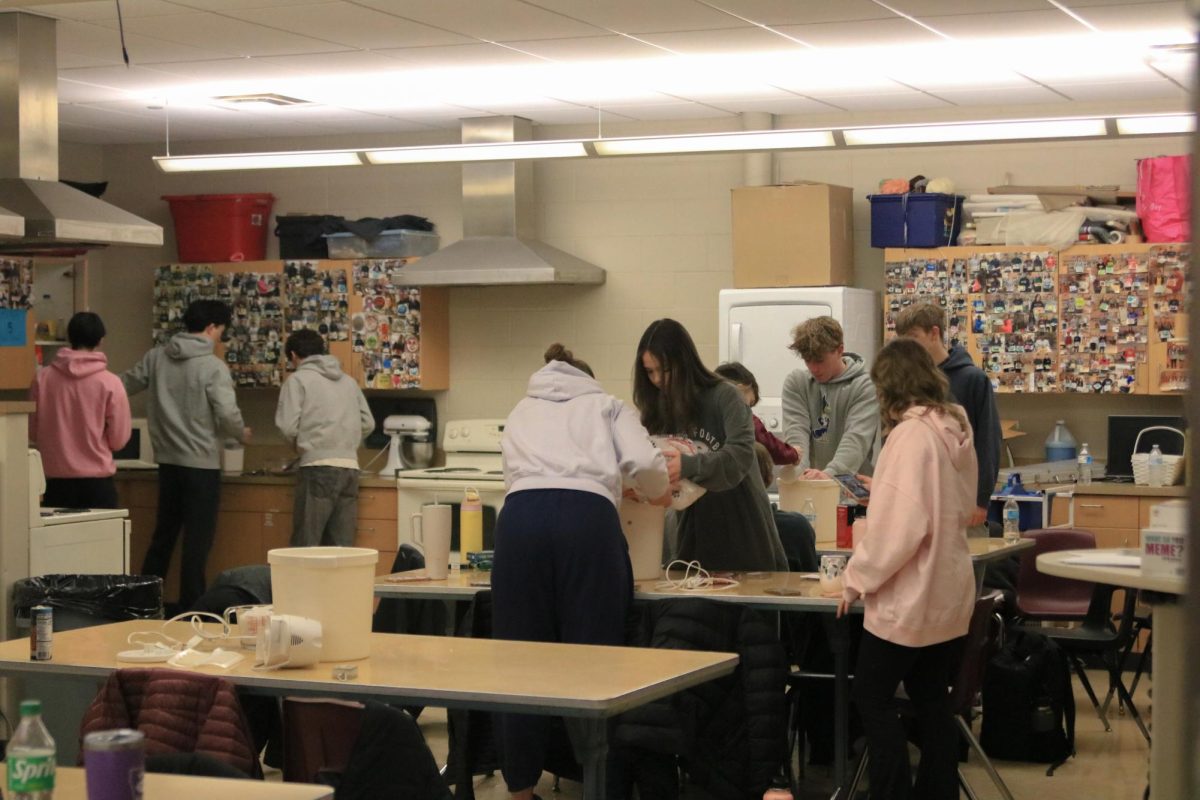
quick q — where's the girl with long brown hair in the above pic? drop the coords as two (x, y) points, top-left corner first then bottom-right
(837, 337), (977, 800)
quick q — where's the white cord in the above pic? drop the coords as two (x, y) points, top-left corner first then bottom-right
(126, 611), (234, 650)
(653, 560), (740, 592)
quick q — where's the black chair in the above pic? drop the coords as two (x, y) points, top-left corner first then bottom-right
(1029, 585), (1150, 742)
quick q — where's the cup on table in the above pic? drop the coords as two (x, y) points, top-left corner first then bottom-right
(818, 554), (848, 596)
(411, 503), (452, 579)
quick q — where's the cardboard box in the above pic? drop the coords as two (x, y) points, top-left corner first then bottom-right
(732, 184), (853, 288)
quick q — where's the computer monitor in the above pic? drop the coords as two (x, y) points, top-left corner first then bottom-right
(1105, 415), (1187, 479)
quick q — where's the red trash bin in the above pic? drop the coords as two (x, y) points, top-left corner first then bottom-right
(163, 193), (275, 262)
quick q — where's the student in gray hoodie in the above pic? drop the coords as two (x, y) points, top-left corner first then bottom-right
(122, 299), (249, 611)
(782, 316), (879, 480)
(275, 329), (374, 547)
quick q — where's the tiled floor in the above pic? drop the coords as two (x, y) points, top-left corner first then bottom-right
(416, 669), (1153, 799)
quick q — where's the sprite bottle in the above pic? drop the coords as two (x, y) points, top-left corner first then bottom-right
(7, 699), (56, 799)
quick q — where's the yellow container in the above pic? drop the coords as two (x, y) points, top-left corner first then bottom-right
(460, 487), (484, 556)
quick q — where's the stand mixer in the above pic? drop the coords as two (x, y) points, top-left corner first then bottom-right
(380, 414), (434, 474)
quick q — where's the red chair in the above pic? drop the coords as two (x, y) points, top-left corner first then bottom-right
(1014, 529), (1096, 620)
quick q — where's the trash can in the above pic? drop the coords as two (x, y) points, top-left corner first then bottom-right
(12, 575), (163, 764)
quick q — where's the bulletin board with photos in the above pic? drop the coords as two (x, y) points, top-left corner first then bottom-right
(1147, 244), (1190, 394)
(0, 258), (33, 309)
(350, 258), (426, 390)
(282, 260), (351, 371)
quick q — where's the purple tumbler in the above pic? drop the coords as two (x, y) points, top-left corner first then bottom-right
(83, 729), (144, 800)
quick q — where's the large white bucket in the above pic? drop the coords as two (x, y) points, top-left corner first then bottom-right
(620, 499), (666, 581)
(268, 547), (379, 661)
(778, 479), (840, 546)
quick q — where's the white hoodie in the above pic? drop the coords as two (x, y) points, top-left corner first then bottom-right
(503, 360), (668, 507)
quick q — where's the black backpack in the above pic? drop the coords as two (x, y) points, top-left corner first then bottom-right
(980, 626), (1076, 773)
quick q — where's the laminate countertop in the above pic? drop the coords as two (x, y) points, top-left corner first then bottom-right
(115, 469), (398, 489)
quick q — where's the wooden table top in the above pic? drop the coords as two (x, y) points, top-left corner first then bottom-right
(0, 765), (332, 800)
(0, 621), (737, 719)
(1038, 549), (1186, 595)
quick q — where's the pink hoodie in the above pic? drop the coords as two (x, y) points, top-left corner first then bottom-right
(843, 405), (977, 648)
(29, 349), (132, 479)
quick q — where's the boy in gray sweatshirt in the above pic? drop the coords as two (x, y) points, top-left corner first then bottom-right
(275, 330), (374, 547)
(122, 299), (249, 611)
(781, 316), (879, 479)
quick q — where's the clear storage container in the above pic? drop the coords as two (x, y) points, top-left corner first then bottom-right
(323, 229), (440, 259)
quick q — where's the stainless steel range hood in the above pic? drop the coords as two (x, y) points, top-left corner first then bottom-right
(397, 117), (604, 286)
(0, 13), (162, 251)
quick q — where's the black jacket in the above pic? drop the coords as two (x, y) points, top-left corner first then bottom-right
(941, 346), (1002, 509)
(612, 598), (787, 800)
(335, 702), (451, 800)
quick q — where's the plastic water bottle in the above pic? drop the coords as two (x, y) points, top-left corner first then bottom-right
(1148, 444), (1164, 487)
(1002, 498), (1021, 544)
(801, 498), (817, 526)
(1077, 443), (1093, 485)
(7, 699), (56, 799)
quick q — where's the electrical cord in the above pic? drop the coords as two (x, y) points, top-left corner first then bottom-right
(654, 560), (740, 592)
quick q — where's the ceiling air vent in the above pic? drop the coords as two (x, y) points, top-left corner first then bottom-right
(214, 93), (312, 106)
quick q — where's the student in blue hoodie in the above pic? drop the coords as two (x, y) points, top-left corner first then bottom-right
(493, 343), (670, 800)
(122, 299), (249, 611)
(275, 329), (374, 547)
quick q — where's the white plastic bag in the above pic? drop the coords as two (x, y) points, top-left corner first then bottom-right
(653, 436), (708, 511)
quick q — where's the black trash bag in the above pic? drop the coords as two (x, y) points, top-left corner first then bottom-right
(61, 179), (109, 198)
(12, 574), (164, 623)
(340, 215), (435, 239)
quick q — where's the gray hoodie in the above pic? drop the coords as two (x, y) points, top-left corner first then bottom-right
(275, 355), (373, 466)
(503, 360), (667, 507)
(781, 353), (879, 477)
(121, 333), (245, 470)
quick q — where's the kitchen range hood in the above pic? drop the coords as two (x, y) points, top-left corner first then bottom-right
(397, 117), (604, 286)
(0, 13), (162, 251)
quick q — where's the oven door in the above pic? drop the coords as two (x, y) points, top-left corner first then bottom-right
(395, 479), (505, 564)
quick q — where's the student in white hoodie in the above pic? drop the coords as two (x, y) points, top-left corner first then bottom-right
(493, 343), (670, 800)
(275, 329), (374, 547)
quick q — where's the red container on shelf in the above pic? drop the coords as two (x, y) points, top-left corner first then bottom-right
(163, 193), (275, 263)
(836, 504), (853, 548)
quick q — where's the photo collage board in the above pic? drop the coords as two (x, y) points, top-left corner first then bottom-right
(1148, 244), (1189, 392)
(154, 263), (354, 387)
(1058, 248), (1150, 394)
(0, 258), (32, 309)
(884, 249), (1058, 393)
(351, 258), (424, 390)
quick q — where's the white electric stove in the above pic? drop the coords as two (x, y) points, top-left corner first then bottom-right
(395, 419), (506, 559)
(28, 450), (130, 575)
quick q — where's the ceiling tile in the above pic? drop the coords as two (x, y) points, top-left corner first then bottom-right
(165, 0), (344, 10)
(353, 0), (604, 41)
(774, 18), (944, 48)
(636, 26), (806, 54)
(711, 95), (844, 114)
(702, 0), (898, 26)
(929, 85), (1068, 106)
(20, 0), (189, 20)
(919, 10), (1091, 38)
(56, 18), (229, 65)
(258, 51), (409, 75)
(883, 0), (1052, 13)
(1051, 78), (1187, 102)
(119, 12), (355, 57)
(518, 0), (744, 34)
(57, 65), (195, 96)
(374, 43), (546, 68)
(804, 91), (952, 111)
(500, 35), (669, 61)
(596, 101), (737, 121)
(227, 2), (476, 49)
(1065, 2), (1192, 32)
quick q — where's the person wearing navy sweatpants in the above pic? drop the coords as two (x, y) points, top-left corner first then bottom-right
(491, 489), (633, 790)
(492, 346), (670, 799)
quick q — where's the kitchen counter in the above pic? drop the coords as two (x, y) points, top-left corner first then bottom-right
(116, 468), (398, 489)
(0, 401), (34, 415)
(1065, 482), (1187, 498)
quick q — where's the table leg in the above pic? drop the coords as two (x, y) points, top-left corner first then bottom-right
(821, 615), (851, 792)
(973, 562), (986, 596)
(566, 718), (608, 800)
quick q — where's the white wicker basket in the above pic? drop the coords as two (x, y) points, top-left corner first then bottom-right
(1130, 426), (1186, 486)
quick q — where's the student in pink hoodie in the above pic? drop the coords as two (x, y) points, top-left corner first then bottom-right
(29, 312), (131, 509)
(837, 337), (976, 800)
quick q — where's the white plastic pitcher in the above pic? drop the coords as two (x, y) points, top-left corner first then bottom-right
(778, 479), (840, 545)
(620, 499), (666, 581)
(268, 547), (378, 661)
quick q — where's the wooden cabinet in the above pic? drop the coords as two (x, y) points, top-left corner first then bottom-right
(117, 477), (397, 603)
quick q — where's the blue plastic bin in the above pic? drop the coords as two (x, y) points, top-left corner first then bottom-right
(868, 193), (964, 248)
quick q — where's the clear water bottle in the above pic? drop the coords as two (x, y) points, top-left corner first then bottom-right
(801, 498), (817, 526)
(1002, 497), (1021, 544)
(1148, 444), (1164, 487)
(1076, 443), (1093, 485)
(7, 699), (56, 799)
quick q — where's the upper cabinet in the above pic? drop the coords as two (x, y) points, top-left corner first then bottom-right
(884, 243), (1190, 395)
(0, 257), (34, 390)
(152, 258), (448, 391)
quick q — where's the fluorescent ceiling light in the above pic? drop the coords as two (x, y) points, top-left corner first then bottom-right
(1116, 114), (1196, 135)
(154, 150), (362, 172)
(592, 129), (834, 156)
(364, 140), (587, 164)
(844, 118), (1107, 146)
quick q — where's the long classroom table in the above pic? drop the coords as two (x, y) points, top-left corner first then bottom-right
(1, 764), (333, 800)
(0, 621), (737, 800)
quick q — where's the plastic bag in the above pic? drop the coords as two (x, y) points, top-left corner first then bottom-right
(12, 574), (164, 623)
(646, 436), (708, 511)
(1137, 155), (1191, 242)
